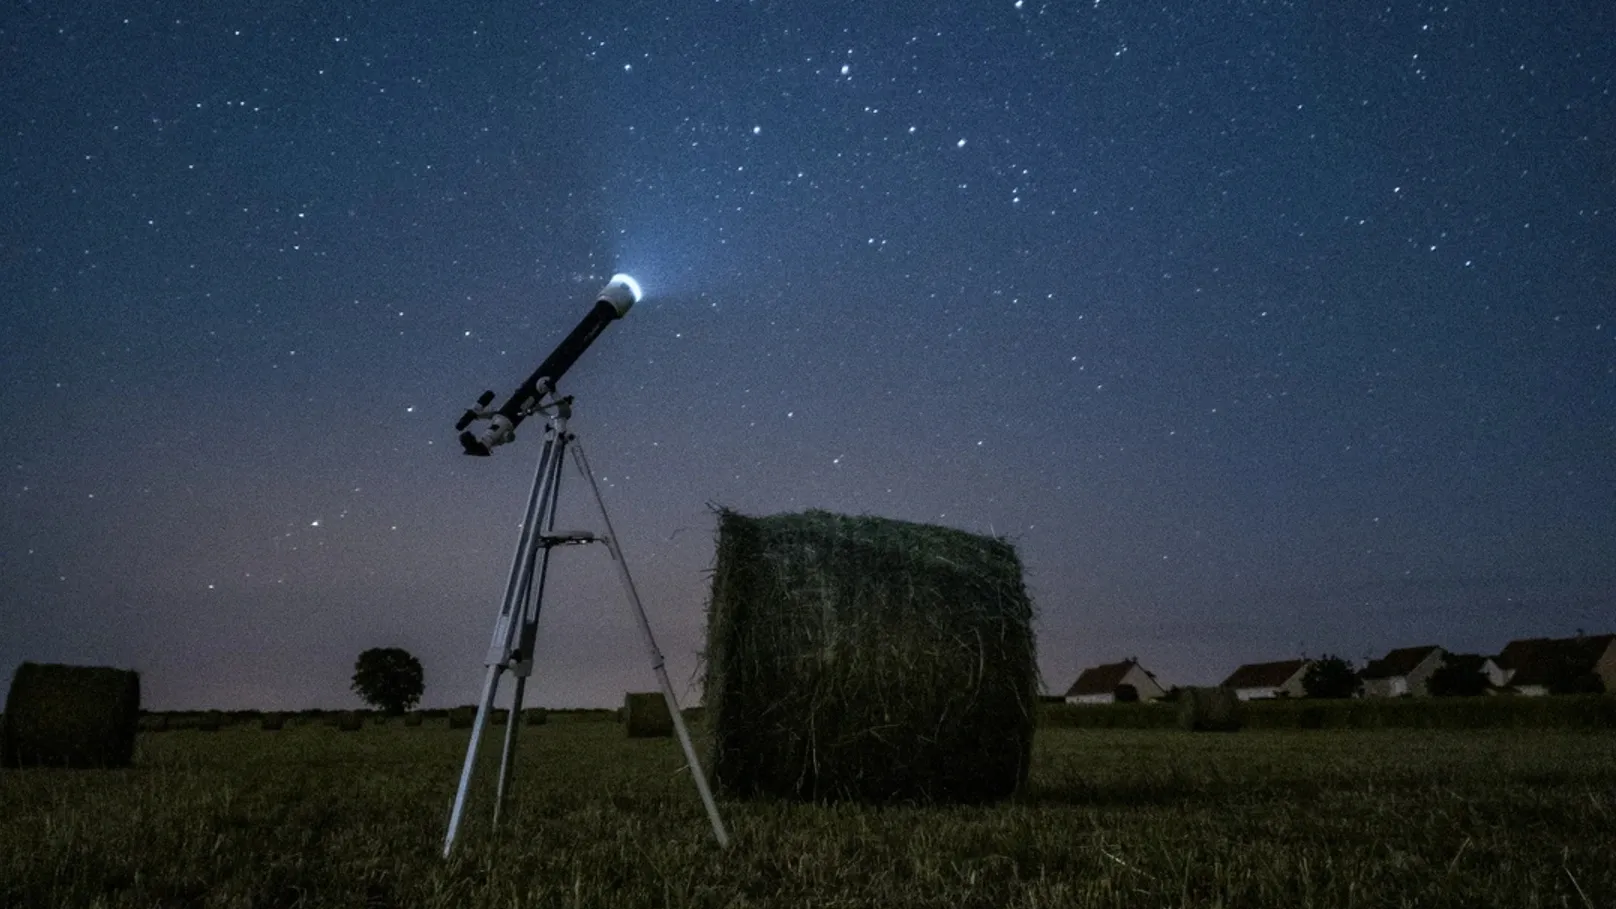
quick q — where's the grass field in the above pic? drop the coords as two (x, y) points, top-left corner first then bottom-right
(3, 716), (1613, 908)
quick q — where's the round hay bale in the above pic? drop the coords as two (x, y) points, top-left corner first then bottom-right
(447, 707), (475, 730)
(260, 713), (286, 731)
(336, 711), (363, 732)
(704, 509), (1038, 803)
(1177, 687), (1243, 732)
(623, 692), (673, 738)
(524, 708), (548, 727)
(196, 711), (223, 732)
(403, 711), (425, 727)
(2, 662), (141, 768)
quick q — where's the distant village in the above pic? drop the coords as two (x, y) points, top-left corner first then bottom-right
(1061, 632), (1616, 704)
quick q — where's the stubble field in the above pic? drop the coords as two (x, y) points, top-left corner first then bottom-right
(3, 716), (1612, 908)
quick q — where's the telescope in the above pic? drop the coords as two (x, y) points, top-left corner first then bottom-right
(456, 274), (641, 455)
(441, 269), (729, 855)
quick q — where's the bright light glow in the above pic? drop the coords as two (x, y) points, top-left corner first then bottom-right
(611, 273), (643, 303)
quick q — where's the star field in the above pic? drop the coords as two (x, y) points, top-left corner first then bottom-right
(2, 2), (1612, 708)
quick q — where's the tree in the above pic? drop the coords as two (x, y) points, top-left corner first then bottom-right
(1302, 655), (1359, 699)
(1428, 654), (1491, 697)
(1544, 656), (1605, 695)
(351, 648), (424, 715)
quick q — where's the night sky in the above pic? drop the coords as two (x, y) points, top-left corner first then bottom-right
(4, 2), (1612, 710)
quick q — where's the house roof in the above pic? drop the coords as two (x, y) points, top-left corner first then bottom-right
(1440, 653), (1493, 671)
(1360, 645), (1443, 680)
(1497, 634), (1615, 687)
(1221, 659), (1309, 690)
(1065, 659), (1153, 697)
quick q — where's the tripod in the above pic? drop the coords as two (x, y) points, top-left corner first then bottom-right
(442, 395), (729, 856)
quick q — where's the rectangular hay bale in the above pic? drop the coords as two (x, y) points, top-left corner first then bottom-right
(623, 692), (674, 738)
(2, 662), (141, 768)
(1178, 686), (1243, 732)
(704, 508), (1038, 803)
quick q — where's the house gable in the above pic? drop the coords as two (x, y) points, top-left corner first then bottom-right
(1594, 638), (1616, 691)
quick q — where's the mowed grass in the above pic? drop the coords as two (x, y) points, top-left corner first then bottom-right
(3, 718), (1613, 908)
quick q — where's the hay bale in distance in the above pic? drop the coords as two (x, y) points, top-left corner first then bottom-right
(336, 711), (363, 732)
(196, 711), (223, 732)
(2, 662), (141, 769)
(260, 713), (286, 731)
(623, 692), (673, 738)
(704, 508), (1038, 803)
(447, 707), (475, 730)
(403, 711), (425, 727)
(524, 708), (548, 726)
(1178, 687), (1243, 732)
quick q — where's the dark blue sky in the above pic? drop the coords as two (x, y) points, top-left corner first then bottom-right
(4, 1), (1612, 709)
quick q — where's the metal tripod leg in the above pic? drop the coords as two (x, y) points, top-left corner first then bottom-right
(443, 662), (502, 854)
(443, 423), (565, 857)
(494, 536), (554, 827)
(493, 674), (527, 827)
(570, 439), (731, 848)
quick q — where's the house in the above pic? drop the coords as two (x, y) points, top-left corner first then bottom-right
(1495, 634), (1616, 695)
(1220, 659), (1311, 700)
(1064, 659), (1167, 704)
(1360, 645), (1445, 698)
(1476, 655), (1511, 688)
(1428, 652), (1509, 695)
